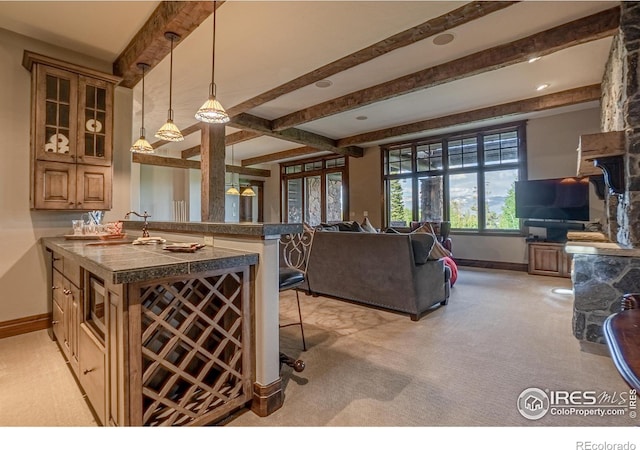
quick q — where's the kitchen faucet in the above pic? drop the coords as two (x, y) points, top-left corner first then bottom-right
(124, 210), (151, 237)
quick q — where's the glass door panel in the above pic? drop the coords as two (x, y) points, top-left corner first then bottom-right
(326, 172), (343, 223)
(287, 179), (303, 223)
(305, 176), (321, 226)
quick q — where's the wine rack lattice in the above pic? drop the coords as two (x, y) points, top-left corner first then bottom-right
(137, 271), (250, 426)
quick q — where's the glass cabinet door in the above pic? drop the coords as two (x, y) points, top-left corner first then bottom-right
(34, 65), (78, 163)
(77, 76), (113, 166)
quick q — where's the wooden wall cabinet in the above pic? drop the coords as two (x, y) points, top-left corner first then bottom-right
(24, 51), (120, 210)
(528, 242), (572, 278)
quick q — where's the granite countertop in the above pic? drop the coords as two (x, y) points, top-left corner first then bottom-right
(565, 241), (640, 257)
(42, 237), (259, 284)
(122, 220), (302, 239)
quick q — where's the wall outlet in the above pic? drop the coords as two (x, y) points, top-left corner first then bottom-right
(363, 211), (368, 217)
(350, 211), (355, 217)
(204, 235), (214, 246)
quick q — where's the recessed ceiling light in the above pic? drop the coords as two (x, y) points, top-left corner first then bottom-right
(356, 115), (368, 121)
(536, 83), (550, 91)
(433, 33), (455, 46)
(528, 56), (541, 63)
(315, 80), (332, 88)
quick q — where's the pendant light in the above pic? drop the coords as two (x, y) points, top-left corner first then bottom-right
(241, 185), (256, 197)
(226, 145), (240, 196)
(155, 32), (184, 141)
(195, 1), (229, 123)
(130, 63), (154, 153)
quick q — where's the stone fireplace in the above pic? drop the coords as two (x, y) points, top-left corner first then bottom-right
(570, 3), (640, 344)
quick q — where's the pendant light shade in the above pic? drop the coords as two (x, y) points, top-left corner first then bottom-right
(226, 185), (240, 196)
(241, 186), (256, 197)
(130, 63), (154, 153)
(226, 145), (240, 196)
(156, 32), (184, 142)
(195, 2), (229, 123)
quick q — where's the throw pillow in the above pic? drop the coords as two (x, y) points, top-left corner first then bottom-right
(442, 256), (458, 286)
(336, 221), (355, 232)
(409, 233), (435, 265)
(384, 227), (400, 234)
(360, 217), (377, 233)
(350, 221), (365, 232)
(411, 222), (452, 259)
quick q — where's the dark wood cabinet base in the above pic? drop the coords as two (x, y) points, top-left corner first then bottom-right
(251, 379), (284, 417)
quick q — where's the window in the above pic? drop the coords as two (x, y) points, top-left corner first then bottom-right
(281, 155), (348, 226)
(382, 122), (526, 232)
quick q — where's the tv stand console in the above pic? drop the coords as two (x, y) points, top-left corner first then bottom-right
(523, 220), (585, 243)
(527, 241), (572, 278)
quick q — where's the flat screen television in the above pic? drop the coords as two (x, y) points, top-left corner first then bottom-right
(515, 177), (590, 221)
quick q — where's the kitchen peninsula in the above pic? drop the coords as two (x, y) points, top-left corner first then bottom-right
(121, 220), (302, 417)
(42, 219), (299, 426)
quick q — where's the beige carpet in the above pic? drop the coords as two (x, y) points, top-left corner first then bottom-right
(0, 268), (635, 427)
(0, 330), (97, 426)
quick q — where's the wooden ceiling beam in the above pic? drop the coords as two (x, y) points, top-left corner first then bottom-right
(132, 153), (271, 177)
(114, 1), (220, 88)
(181, 130), (262, 159)
(133, 152), (200, 169)
(226, 165), (271, 178)
(181, 145), (201, 160)
(230, 113), (364, 158)
(271, 7), (620, 132)
(241, 146), (323, 167)
(224, 1), (518, 118)
(337, 84), (602, 147)
(226, 130), (262, 145)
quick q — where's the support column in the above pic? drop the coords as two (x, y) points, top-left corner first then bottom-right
(214, 236), (283, 416)
(201, 123), (226, 222)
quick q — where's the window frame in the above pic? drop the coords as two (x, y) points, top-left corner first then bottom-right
(381, 121), (527, 235)
(280, 154), (349, 224)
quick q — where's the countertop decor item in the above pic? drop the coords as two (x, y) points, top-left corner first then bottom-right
(163, 242), (205, 253)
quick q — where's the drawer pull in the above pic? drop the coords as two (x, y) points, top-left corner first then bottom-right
(83, 368), (95, 375)
(52, 257), (61, 262)
(63, 289), (71, 295)
(51, 320), (59, 325)
(52, 286), (60, 290)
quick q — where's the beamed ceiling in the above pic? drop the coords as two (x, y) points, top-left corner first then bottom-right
(0, 1), (620, 170)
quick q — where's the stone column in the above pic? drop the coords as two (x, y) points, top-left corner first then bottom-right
(600, 2), (640, 247)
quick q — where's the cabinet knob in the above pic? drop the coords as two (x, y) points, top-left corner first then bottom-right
(52, 257), (61, 261)
(52, 286), (59, 290)
(69, 202), (74, 205)
(83, 368), (95, 375)
(51, 320), (59, 325)
(63, 288), (71, 295)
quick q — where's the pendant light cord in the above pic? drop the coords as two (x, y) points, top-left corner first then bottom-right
(169, 35), (174, 119)
(141, 64), (146, 134)
(209, 1), (217, 97)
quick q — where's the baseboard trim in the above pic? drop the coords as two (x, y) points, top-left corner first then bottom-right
(251, 379), (284, 417)
(455, 258), (528, 272)
(0, 313), (52, 339)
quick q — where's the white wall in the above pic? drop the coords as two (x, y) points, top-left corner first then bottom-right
(0, 28), (132, 322)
